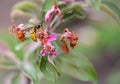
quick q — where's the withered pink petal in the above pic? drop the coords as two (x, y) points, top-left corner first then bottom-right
(18, 24), (25, 30)
(51, 6), (55, 12)
(45, 10), (52, 22)
(56, 8), (62, 19)
(50, 50), (56, 56)
(45, 4), (62, 22)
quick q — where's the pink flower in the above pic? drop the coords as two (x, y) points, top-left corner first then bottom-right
(38, 31), (57, 57)
(45, 10), (53, 22)
(48, 33), (57, 42)
(40, 45), (56, 57)
(50, 50), (56, 56)
(40, 49), (46, 56)
(45, 2), (62, 22)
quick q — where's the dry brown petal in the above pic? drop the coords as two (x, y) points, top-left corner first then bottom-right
(70, 39), (77, 48)
(16, 31), (25, 42)
(62, 42), (69, 53)
(70, 33), (78, 48)
(60, 35), (65, 42)
(43, 32), (48, 39)
(40, 39), (45, 45)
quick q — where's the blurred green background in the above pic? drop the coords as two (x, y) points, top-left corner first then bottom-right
(0, 0), (120, 84)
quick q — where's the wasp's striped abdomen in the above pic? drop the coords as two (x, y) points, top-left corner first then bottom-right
(30, 29), (37, 42)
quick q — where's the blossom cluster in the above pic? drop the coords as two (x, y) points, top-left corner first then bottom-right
(9, 21), (26, 42)
(9, 2), (78, 58)
(45, 1), (62, 22)
(60, 28), (78, 53)
(37, 29), (57, 56)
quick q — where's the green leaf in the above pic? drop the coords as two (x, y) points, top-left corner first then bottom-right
(0, 30), (24, 60)
(62, 12), (85, 22)
(100, 1), (120, 23)
(12, 74), (22, 84)
(11, 10), (32, 19)
(59, 3), (67, 11)
(39, 56), (60, 82)
(42, 0), (58, 19)
(62, 13), (75, 21)
(61, 3), (86, 21)
(42, 0), (58, 14)
(0, 55), (16, 70)
(85, 0), (101, 10)
(11, 1), (40, 19)
(55, 53), (98, 84)
(19, 63), (39, 84)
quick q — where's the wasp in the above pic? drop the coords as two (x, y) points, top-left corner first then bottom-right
(23, 21), (44, 42)
(23, 20), (44, 32)
(9, 20), (44, 42)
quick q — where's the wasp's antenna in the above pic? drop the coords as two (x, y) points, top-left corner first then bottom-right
(39, 20), (44, 25)
(11, 19), (16, 28)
